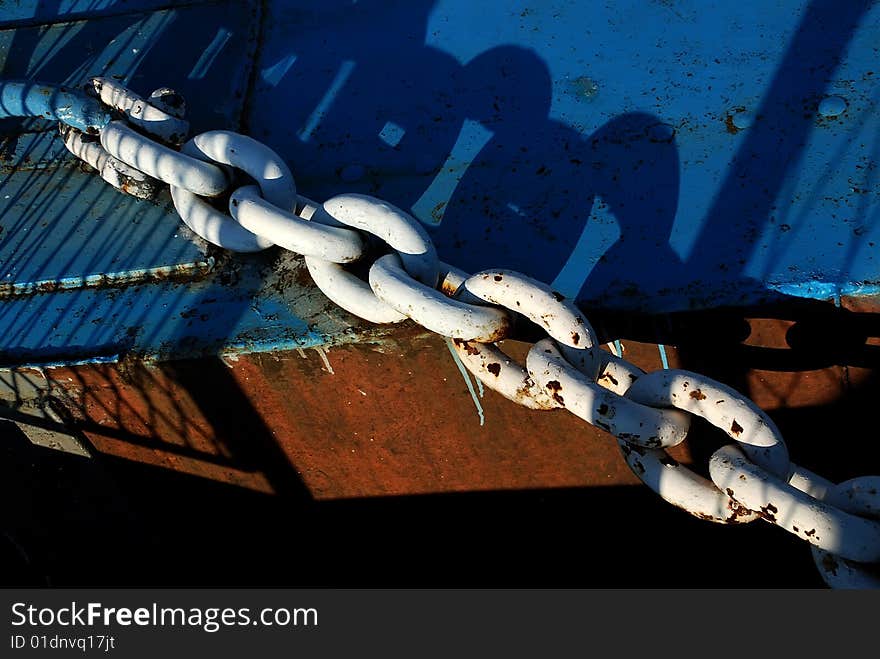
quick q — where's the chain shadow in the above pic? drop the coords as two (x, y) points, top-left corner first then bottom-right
(589, 299), (880, 486)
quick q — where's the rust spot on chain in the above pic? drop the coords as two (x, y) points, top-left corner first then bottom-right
(545, 380), (564, 405)
(551, 291), (564, 301)
(453, 338), (480, 356)
(722, 490), (753, 522)
(730, 419), (743, 436)
(493, 274), (503, 282)
(571, 332), (580, 346)
(483, 317), (512, 343)
(440, 278), (460, 297)
(805, 528), (817, 537)
(487, 363), (501, 377)
(759, 502), (778, 522)
(727, 501), (753, 522)
(689, 389), (707, 400)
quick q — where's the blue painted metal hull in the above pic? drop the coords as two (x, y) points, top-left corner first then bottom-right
(1, 0), (879, 363)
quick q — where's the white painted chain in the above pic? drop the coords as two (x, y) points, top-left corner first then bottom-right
(619, 368), (791, 524)
(527, 338), (692, 448)
(59, 123), (161, 200)
(809, 476), (880, 588)
(59, 77), (185, 200)
(87, 77), (189, 145)
(445, 270), (608, 409)
(75, 82), (879, 588)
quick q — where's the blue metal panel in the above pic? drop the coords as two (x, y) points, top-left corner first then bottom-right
(0, 160), (206, 286)
(0, 1), (204, 26)
(0, 0), (303, 363)
(249, 0), (880, 310)
(0, 0), (879, 364)
(0, 2), (258, 133)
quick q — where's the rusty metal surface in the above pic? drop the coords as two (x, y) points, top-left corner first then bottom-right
(3, 298), (879, 586)
(48, 328), (647, 498)
(40, 297), (880, 500)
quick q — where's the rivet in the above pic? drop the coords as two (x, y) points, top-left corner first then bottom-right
(818, 96), (847, 118)
(731, 111), (754, 130)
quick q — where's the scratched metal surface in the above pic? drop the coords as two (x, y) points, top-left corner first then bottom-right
(0, 0), (879, 363)
(0, 0), (340, 364)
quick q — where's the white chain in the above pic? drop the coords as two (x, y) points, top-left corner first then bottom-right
(64, 80), (880, 588)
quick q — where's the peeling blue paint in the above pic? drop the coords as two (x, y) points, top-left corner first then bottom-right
(0, 80), (110, 130)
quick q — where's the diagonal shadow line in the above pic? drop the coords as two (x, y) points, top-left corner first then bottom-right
(161, 356), (314, 503)
(686, 0), (875, 280)
(0, 402), (249, 469)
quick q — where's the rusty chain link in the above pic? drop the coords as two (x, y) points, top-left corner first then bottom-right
(57, 79), (880, 588)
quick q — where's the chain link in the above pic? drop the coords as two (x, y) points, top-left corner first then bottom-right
(810, 477), (880, 588)
(609, 367), (788, 524)
(710, 445), (880, 562)
(59, 123), (161, 200)
(0, 80), (111, 132)
(527, 338), (693, 448)
(25, 79), (880, 588)
(230, 186), (366, 262)
(447, 271), (601, 408)
(369, 253), (511, 342)
(87, 77), (189, 145)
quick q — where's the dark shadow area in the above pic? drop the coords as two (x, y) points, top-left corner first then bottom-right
(163, 357), (313, 502)
(0, 415), (826, 588)
(0, 356), (316, 503)
(429, 45), (606, 283)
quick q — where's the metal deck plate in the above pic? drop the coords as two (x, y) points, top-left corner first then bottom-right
(0, 147), (206, 290)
